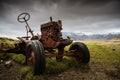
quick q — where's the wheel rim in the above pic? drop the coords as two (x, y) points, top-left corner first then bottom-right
(71, 46), (84, 63)
(74, 49), (83, 63)
(27, 49), (35, 69)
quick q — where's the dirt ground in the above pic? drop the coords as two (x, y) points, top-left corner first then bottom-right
(46, 62), (120, 80)
(0, 61), (120, 80)
(0, 60), (21, 80)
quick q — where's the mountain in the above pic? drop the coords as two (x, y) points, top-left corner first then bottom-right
(62, 32), (120, 40)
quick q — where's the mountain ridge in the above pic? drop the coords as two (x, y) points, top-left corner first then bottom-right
(62, 32), (120, 40)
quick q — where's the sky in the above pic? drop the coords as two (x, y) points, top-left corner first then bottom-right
(0, 0), (120, 39)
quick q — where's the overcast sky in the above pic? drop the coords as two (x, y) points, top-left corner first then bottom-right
(0, 0), (120, 39)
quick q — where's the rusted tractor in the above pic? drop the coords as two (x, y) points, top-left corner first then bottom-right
(3, 13), (90, 75)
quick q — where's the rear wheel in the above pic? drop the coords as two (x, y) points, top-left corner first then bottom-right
(69, 42), (90, 64)
(26, 40), (45, 75)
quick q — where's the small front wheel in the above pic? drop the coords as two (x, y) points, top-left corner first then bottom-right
(26, 40), (45, 75)
(69, 42), (90, 64)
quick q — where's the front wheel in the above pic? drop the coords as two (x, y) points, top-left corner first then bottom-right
(69, 42), (90, 64)
(26, 40), (45, 75)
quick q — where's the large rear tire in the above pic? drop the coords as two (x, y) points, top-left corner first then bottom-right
(69, 42), (90, 64)
(26, 40), (45, 75)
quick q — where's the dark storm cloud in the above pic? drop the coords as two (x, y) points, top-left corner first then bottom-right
(0, 0), (120, 16)
(0, 0), (33, 17)
(58, 0), (120, 19)
(0, 0), (120, 38)
(76, 0), (114, 5)
(0, 0), (119, 22)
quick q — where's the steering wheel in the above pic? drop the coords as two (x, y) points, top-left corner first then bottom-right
(17, 13), (30, 23)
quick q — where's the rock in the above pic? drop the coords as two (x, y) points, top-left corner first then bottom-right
(0, 60), (3, 63)
(112, 49), (115, 51)
(5, 60), (12, 68)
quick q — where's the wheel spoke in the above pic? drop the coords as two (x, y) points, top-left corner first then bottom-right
(17, 13), (30, 23)
(19, 18), (23, 20)
(25, 14), (27, 18)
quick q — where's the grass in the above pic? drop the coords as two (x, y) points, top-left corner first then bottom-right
(86, 41), (120, 63)
(9, 53), (26, 64)
(1, 38), (120, 80)
(46, 58), (67, 74)
(19, 57), (84, 80)
(0, 37), (19, 48)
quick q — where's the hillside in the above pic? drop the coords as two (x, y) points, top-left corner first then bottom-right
(0, 37), (18, 44)
(0, 37), (18, 49)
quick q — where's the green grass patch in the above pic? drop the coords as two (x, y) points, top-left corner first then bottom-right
(20, 66), (46, 80)
(9, 53), (25, 64)
(20, 57), (89, 80)
(46, 58), (67, 74)
(45, 57), (89, 74)
(20, 66), (32, 77)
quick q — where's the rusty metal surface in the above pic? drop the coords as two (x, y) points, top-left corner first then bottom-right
(40, 17), (72, 49)
(45, 50), (77, 58)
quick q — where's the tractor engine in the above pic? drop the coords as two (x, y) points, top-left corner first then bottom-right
(40, 17), (73, 49)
